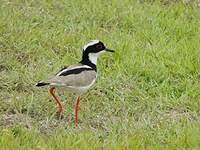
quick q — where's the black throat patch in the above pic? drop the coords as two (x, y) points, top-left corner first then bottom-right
(79, 52), (97, 71)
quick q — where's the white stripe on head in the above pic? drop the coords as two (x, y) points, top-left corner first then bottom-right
(83, 40), (99, 51)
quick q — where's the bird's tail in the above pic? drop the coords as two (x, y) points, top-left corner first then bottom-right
(36, 81), (50, 87)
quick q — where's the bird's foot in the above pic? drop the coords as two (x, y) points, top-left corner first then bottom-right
(55, 111), (64, 119)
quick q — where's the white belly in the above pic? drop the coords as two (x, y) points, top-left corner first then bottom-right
(51, 78), (96, 95)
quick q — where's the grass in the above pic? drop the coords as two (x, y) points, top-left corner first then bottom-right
(0, 0), (200, 149)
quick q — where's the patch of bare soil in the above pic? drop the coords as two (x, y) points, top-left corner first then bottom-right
(0, 113), (33, 129)
(0, 112), (72, 134)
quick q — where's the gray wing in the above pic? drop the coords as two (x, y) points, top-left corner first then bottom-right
(47, 64), (96, 87)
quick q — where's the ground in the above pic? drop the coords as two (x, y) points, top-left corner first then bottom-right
(0, 0), (200, 149)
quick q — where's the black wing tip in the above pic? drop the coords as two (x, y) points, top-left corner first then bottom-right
(36, 82), (49, 87)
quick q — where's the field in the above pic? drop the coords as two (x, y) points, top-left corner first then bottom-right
(0, 0), (200, 149)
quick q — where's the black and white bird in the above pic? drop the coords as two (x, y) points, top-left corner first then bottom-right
(36, 40), (114, 127)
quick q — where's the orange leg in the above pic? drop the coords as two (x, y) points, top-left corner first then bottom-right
(74, 96), (80, 127)
(49, 87), (64, 116)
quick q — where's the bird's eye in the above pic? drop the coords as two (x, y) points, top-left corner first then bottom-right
(96, 44), (103, 49)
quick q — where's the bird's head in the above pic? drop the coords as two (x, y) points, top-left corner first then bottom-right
(81, 40), (114, 65)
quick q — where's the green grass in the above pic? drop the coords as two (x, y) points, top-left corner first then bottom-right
(0, 0), (200, 149)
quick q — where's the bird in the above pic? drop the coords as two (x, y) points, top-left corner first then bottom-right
(36, 40), (114, 127)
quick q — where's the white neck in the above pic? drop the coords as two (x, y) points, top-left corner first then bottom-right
(88, 53), (99, 65)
